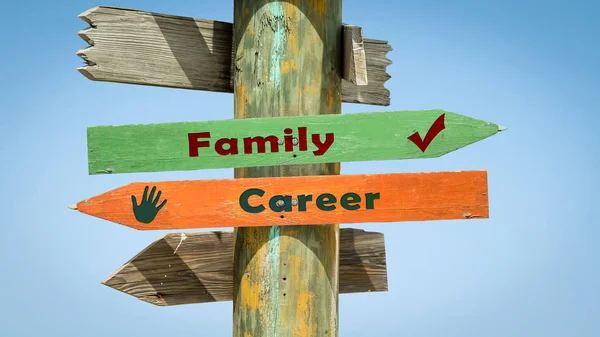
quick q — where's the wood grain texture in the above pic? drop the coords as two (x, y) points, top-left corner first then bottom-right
(102, 228), (387, 306)
(72, 171), (489, 230)
(86, 110), (504, 175)
(343, 25), (368, 85)
(76, 6), (392, 106)
(231, 1), (342, 336)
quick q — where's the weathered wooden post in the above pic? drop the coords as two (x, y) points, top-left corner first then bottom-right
(232, 1), (342, 336)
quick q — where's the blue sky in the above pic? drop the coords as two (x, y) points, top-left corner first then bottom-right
(1, 0), (598, 336)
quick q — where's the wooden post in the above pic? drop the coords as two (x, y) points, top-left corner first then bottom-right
(232, 1), (342, 336)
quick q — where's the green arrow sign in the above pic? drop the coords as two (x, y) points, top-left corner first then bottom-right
(87, 110), (505, 175)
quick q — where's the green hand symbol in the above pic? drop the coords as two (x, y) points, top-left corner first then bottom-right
(131, 186), (167, 224)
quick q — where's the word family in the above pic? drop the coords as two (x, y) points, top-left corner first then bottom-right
(188, 127), (335, 157)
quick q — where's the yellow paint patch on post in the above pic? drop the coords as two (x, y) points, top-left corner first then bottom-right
(240, 274), (260, 311)
(287, 254), (304, 270)
(283, 2), (300, 55)
(307, 0), (327, 17)
(235, 83), (248, 119)
(324, 87), (335, 114)
(281, 59), (298, 74)
(285, 254), (308, 292)
(321, 226), (337, 272)
(298, 86), (320, 96)
(244, 227), (267, 251)
(305, 0), (328, 34)
(293, 291), (316, 337)
(287, 30), (300, 55)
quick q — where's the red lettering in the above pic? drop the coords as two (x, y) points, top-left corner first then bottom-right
(243, 136), (279, 154)
(298, 127), (308, 151)
(312, 133), (334, 156)
(284, 128), (294, 152)
(215, 138), (239, 155)
(189, 127), (334, 157)
(188, 132), (211, 157)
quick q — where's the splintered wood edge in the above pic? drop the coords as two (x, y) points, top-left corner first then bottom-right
(76, 8), (98, 78)
(78, 7), (98, 26)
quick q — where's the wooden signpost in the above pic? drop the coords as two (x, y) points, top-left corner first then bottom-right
(77, 6), (392, 105)
(72, 2), (506, 336)
(72, 170), (488, 230)
(102, 229), (387, 306)
(87, 110), (503, 174)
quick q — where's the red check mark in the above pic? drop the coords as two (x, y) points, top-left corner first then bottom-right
(407, 114), (446, 152)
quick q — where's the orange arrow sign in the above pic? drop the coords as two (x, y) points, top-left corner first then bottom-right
(71, 171), (489, 230)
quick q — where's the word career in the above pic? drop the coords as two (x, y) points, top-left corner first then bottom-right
(239, 188), (381, 214)
(188, 127), (335, 157)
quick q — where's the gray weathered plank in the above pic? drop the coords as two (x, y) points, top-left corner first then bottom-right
(343, 25), (368, 85)
(103, 228), (387, 306)
(77, 6), (392, 106)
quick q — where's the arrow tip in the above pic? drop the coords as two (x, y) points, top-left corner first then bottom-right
(68, 204), (78, 210)
(497, 125), (507, 132)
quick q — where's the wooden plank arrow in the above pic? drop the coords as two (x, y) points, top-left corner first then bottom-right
(87, 110), (504, 175)
(103, 229), (387, 306)
(70, 170), (489, 230)
(77, 6), (391, 105)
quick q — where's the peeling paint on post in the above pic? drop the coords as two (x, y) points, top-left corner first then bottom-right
(232, 0), (342, 336)
(268, 226), (281, 336)
(268, 2), (285, 90)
